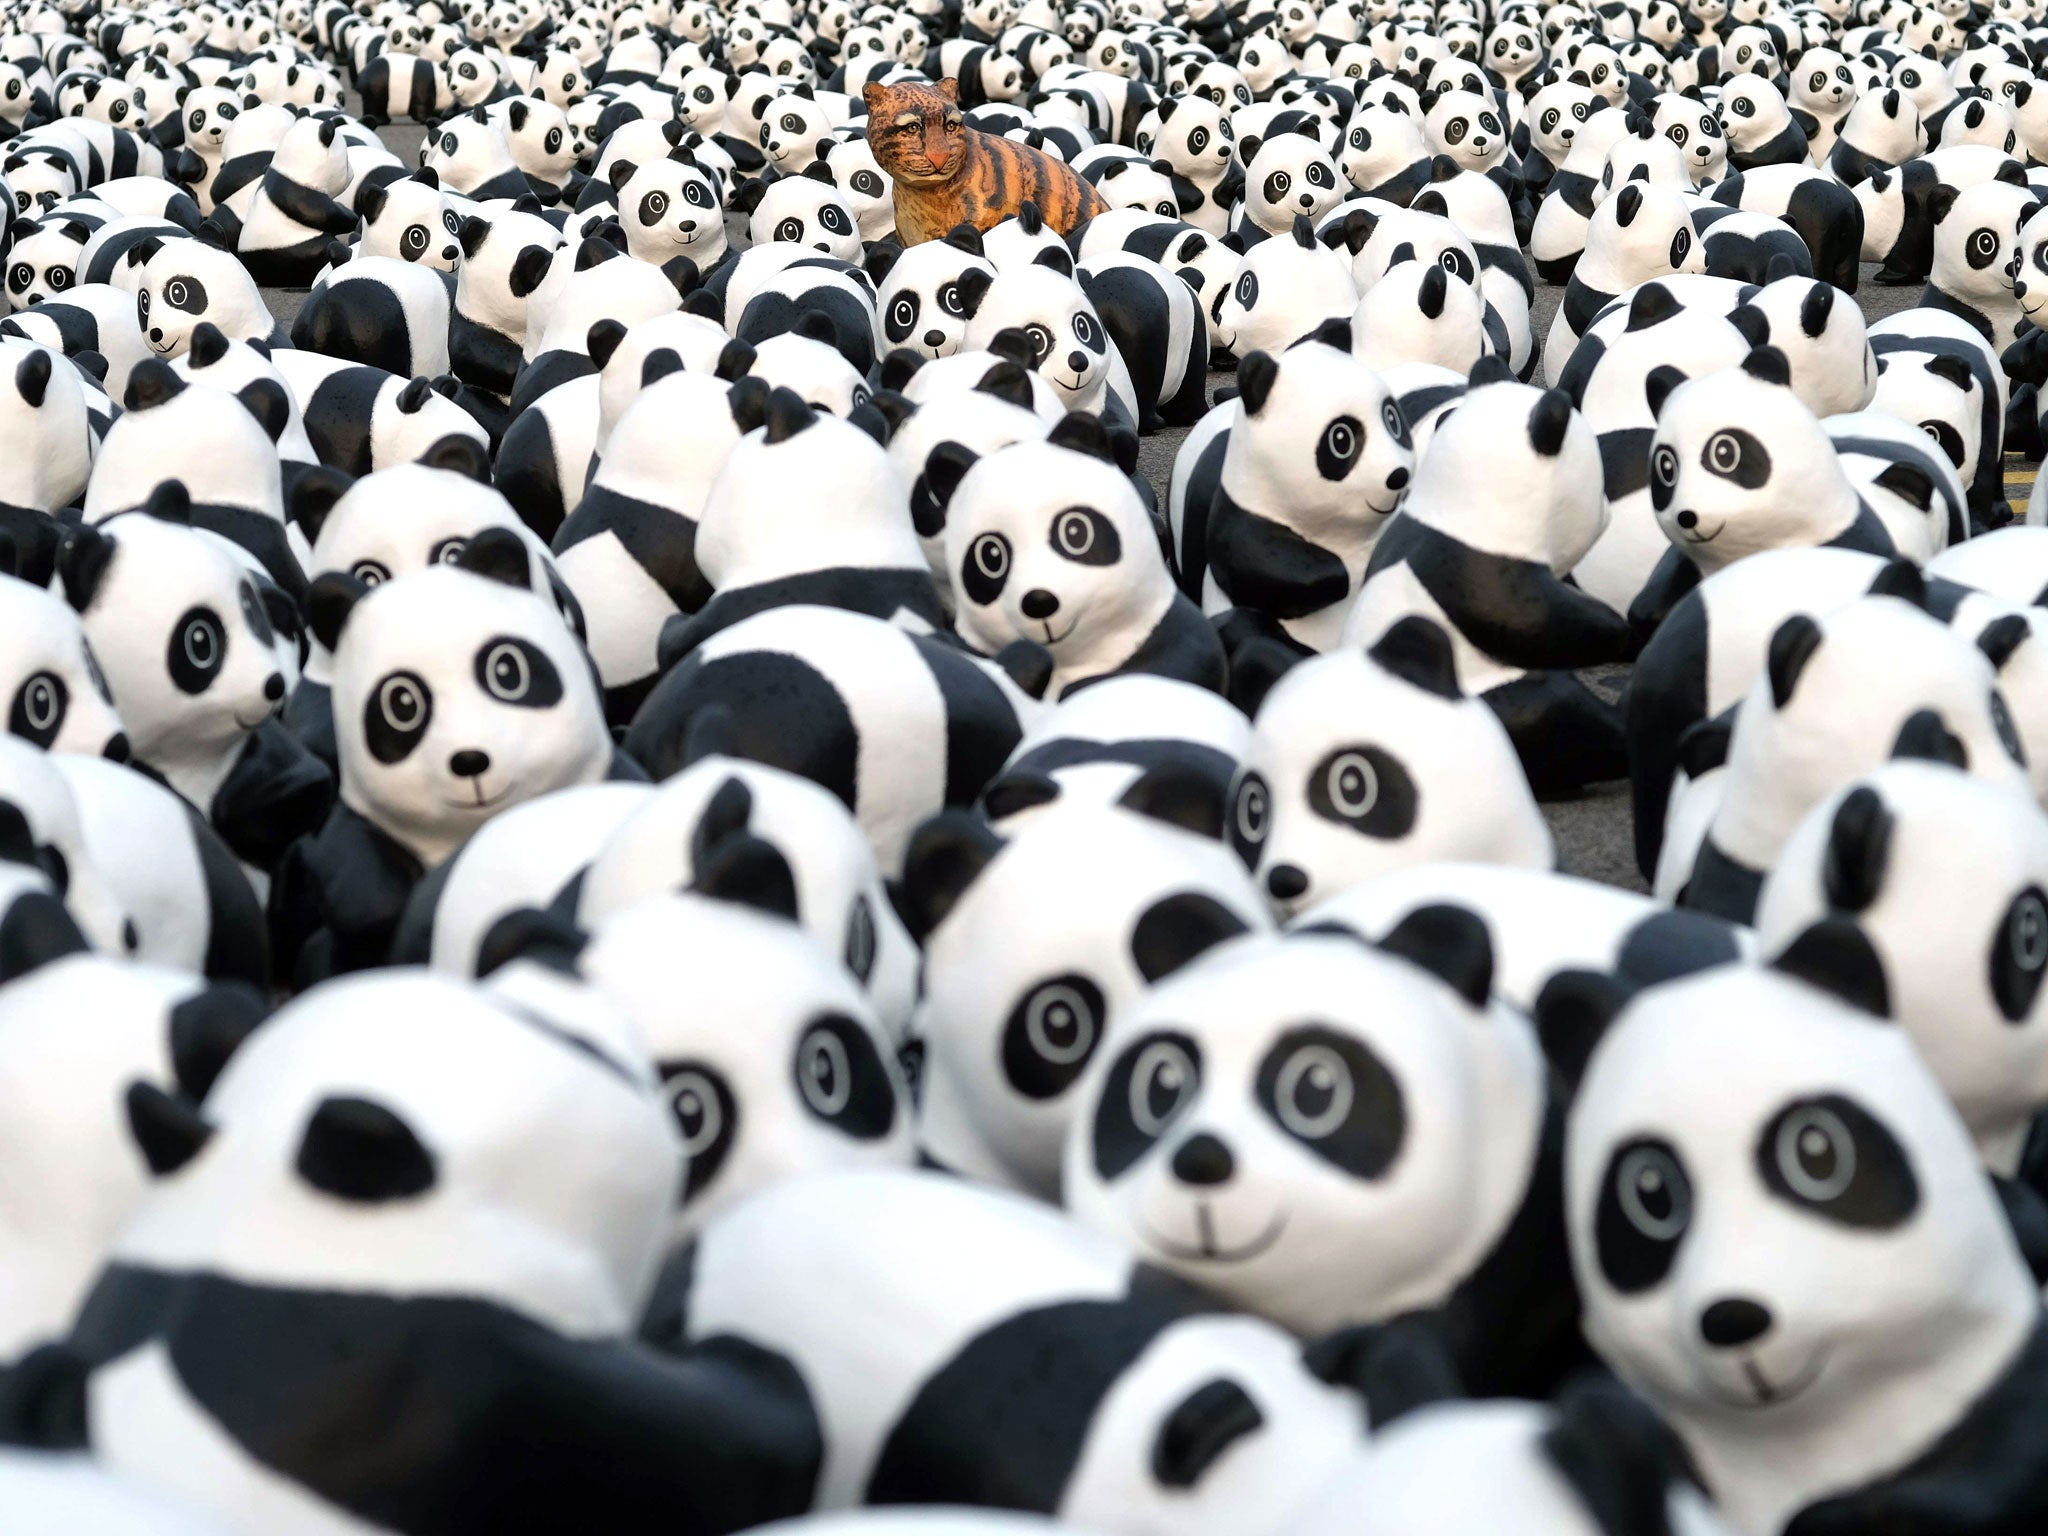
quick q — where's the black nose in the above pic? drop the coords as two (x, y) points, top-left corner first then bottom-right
(262, 672), (284, 701)
(1066, 350), (1088, 372)
(1266, 863), (1308, 900)
(1020, 588), (1060, 619)
(924, 328), (946, 347)
(102, 731), (130, 764)
(1386, 466), (1410, 490)
(1700, 1297), (1774, 1347)
(1676, 510), (1698, 529)
(449, 748), (492, 778)
(1171, 1132), (1236, 1186)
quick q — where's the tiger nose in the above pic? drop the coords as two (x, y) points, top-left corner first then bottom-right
(1021, 589), (1060, 619)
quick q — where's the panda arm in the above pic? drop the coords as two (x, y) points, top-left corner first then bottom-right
(210, 722), (336, 875)
(1624, 547), (1702, 654)
(1381, 517), (1633, 669)
(1067, 591), (1227, 696)
(2004, 323), (2048, 388)
(1204, 492), (1353, 619)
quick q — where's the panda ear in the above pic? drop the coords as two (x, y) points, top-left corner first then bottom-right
(1891, 707), (1969, 768)
(56, 524), (115, 614)
(897, 809), (1006, 942)
(953, 265), (993, 317)
(235, 378), (290, 443)
(1150, 1378), (1268, 1491)
(586, 317), (628, 369)
(1526, 387), (1574, 456)
(1772, 918), (1893, 1018)
(980, 771), (1062, 822)
(878, 347), (926, 392)
(1766, 612), (1823, 708)
(1612, 181), (1643, 226)
(1368, 615), (1462, 699)
(0, 889), (88, 985)
(693, 832), (802, 922)
(1235, 351), (1279, 416)
(124, 358), (184, 412)
(508, 243), (553, 298)
(1032, 244), (1074, 276)
(710, 338), (756, 383)
(508, 99), (529, 131)
(458, 215), (490, 258)
(418, 433), (491, 483)
(921, 439), (979, 513)
(801, 159), (835, 186)
(689, 773), (754, 865)
(1642, 364), (1686, 420)
(1117, 761), (1228, 840)
(973, 360), (1035, 411)
(1130, 891), (1251, 983)
(288, 465), (353, 544)
(124, 1080), (215, 1178)
(1540, 1375), (1699, 1536)
(1320, 205), (1378, 254)
(727, 376), (772, 435)
(1979, 613), (2033, 671)
(1532, 968), (1634, 1090)
(1727, 303), (1770, 348)
(1377, 902), (1493, 1007)
(166, 984), (268, 1102)
(187, 321), (231, 370)
(606, 156), (638, 191)
(1798, 279), (1834, 338)
(12, 349), (48, 409)
(862, 241), (902, 282)
(457, 526), (534, 590)
(1819, 783), (1893, 913)
(306, 570), (369, 653)
(1045, 410), (1124, 467)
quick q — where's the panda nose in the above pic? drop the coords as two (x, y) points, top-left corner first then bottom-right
(679, 218), (696, 232)
(442, 245), (458, 261)
(1020, 588), (1060, 619)
(1066, 349), (1088, 372)
(149, 327), (162, 342)
(449, 748), (492, 778)
(262, 672), (284, 701)
(1676, 510), (1698, 529)
(102, 731), (130, 763)
(1297, 192), (1314, 207)
(1386, 465), (1410, 490)
(1700, 1297), (1774, 1347)
(1171, 1132), (1236, 1186)
(1266, 863), (1308, 900)
(923, 328), (946, 347)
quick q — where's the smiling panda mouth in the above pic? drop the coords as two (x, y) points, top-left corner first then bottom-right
(1144, 1205), (1290, 1263)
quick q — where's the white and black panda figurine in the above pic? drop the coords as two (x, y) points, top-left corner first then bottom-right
(277, 531), (636, 983)
(1170, 326), (1414, 652)
(231, 113), (356, 286)
(0, 943), (263, 1360)
(933, 417), (1224, 698)
(649, 1167), (1371, 1530)
(1065, 917), (1586, 1400)
(290, 258), (453, 381)
(1226, 617), (1554, 918)
(1348, 370), (1631, 798)
(1562, 961), (2048, 1536)
(0, 970), (823, 1535)
(133, 234), (284, 357)
(899, 774), (1268, 1193)
(623, 604), (1040, 876)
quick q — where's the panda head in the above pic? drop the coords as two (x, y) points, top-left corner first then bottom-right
(1716, 74), (1790, 148)
(1214, 218), (1359, 357)
(85, 366), (282, 523)
(745, 170), (861, 259)
(1242, 126), (1345, 230)
(1422, 87), (1509, 168)
(269, 111), (349, 194)
(676, 65), (731, 133)
(1065, 923), (1546, 1335)
(1092, 157), (1187, 221)
(1790, 45), (1855, 110)
(1648, 350), (1858, 574)
(0, 945), (261, 1354)
(1228, 333), (1414, 538)
(1732, 276), (1875, 417)
(1756, 758), (2048, 1164)
(312, 546), (612, 867)
(960, 264), (1117, 409)
(759, 89), (833, 171)
(425, 108), (519, 191)
(1338, 101), (1427, 187)
(1582, 181), (1702, 291)
(899, 793), (1270, 1195)
(1721, 22), (1781, 78)
(115, 969), (678, 1334)
(1152, 91), (1234, 176)
(6, 213), (92, 310)
(451, 203), (562, 334)
(57, 509), (282, 774)
(942, 428), (1168, 684)
(500, 96), (575, 180)
(1928, 179), (2031, 301)
(2016, 202), (2048, 323)
(357, 170), (464, 269)
(1939, 94), (2020, 154)
(1231, 620), (1553, 917)
(1526, 79), (1605, 162)
(135, 237), (266, 357)
(446, 47), (501, 107)
(1486, 20), (1543, 73)
(536, 49), (590, 108)
(612, 150), (726, 266)
(0, 571), (123, 760)
(875, 231), (996, 358)
(1355, 253), (1493, 373)
(1567, 964), (2038, 1533)
(575, 889), (914, 1238)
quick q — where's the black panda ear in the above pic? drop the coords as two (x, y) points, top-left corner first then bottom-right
(457, 526), (534, 590)
(1235, 351), (1279, 415)
(1772, 918), (1893, 1018)
(0, 889), (88, 984)
(1117, 762), (1228, 840)
(878, 347), (926, 392)
(1798, 279), (1834, 338)
(693, 831), (802, 922)
(294, 1094), (437, 1202)
(1612, 181), (1643, 226)
(1766, 612), (1822, 708)
(306, 570), (369, 653)
(761, 387), (817, 445)
(981, 771), (1062, 821)
(1320, 205), (1379, 254)
(987, 327), (1039, 369)
(1979, 613), (2033, 671)
(1150, 1378), (1267, 1491)
(235, 378), (290, 442)
(56, 524), (115, 614)
(1467, 352), (1516, 389)
(727, 375), (772, 434)
(289, 466), (353, 544)
(458, 215), (490, 258)
(862, 240), (902, 283)
(1416, 264), (1447, 318)
(1378, 902), (1493, 1007)
(1541, 1375), (1699, 1536)
(1527, 387), (1574, 456)
(354, 180), (390, 222)
(1031, 244), (1074, 275)
(1226, 632), (1304, 718)
(1821, 783), (1892, 912)
(167, 983), (268, 1102)
(124, 358), (184, 411)
(1891, 706), (1968, 768)
(586, 317), (628, 369)
(606, 157), (639, 192)
(12, 348), (47, 409)
(1624, 281), (1679, 332)
(1045, 410), (1122, 466)
(1642, 364), (1687, 420)
(690, 774), (754, 867)
(921, 439), (979, 512)
(1368, 615), (1461, 699)
(1532, 967), (1634, 1090)
(897, 810), (1007, 942)
(187, 321), (232, 370)
(124, 1080), (215, 1177)
(1130, 891), (1251, 982)
(1740, 344), (1792, 387)
(508, 243), (554, 298)
(418, 433), (491, 483)
(953, 265), (993, 318)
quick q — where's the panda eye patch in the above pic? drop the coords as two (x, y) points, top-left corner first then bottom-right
(1050, 506), (1120, 564)
(1597, 1136), (1692, 1292)
(794, 1013), (897, 1137)
(775, 216), (805, 242)
(474, 636), (562, 708)
(168, 605), (227, 695)
(886, 292), (919, 339)
(350, 559), (392, 586)
(820, 205), (852, 234)
(366, 671), (433, 762)
(639, 190), (669, 224)
(1316, 414), (1364, 479)
(403, 226), (428, 253)
(659, 1061), (737, 1201)
(1968, 227), (2003, 270)
(10, 670), (67, 747)
(1541, 109), (1560, 132)
(1757, 1095), (1919, 1228)
(1003, 973), (1105, 1099)
(163, 275), (206, 313)
(1991, 885), (2048, 1021)
(961, 532), (1011, 605)
(444, 210), (461, 234)
(685, 179), (715, 207)
(1699, 427), (1769, 487)
(238, 581), (274, 647)
(6, 264), (27, 293)
(1444, 118), (1467, 143)
(844, 894), (877, 981)
(1229, 770), (1269, 866)
(1092, 1030), (1202, 1178)
(1263, 169), (1291, 201)
(1254, 1025), (1405, 1176)
(1307, 744), (1416, 838)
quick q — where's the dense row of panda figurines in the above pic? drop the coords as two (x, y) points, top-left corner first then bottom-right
(16, 0), (2048, 1526)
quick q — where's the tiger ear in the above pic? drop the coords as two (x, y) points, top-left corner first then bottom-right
(862, 81), (887, 110)
(938, 77), (960, 103)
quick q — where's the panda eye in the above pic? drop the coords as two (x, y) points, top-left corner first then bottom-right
(1669, 227), (1690, 265)
(1317, 413), (1364, 477)
(1234, 269), (1259, 309)
(1993, 886), (2048, 1020)
(545, 128), (561, 152)
(441, 133), (457, 153)
(1228, 769), (1270, 864)
(367, 670), (433, 760)
(444, 210), (462, 234)
(402, 225), (428, 253)
(774, 216), (804, 242)
(6, 263), (27, 293)
(1758, 1095), (1918, 1228)
(961, 530), (1011, 604)
(1020, 321), (1054, 362)
(188, 107), (203, 130)
(10, 670), (67, 746)
(1089, 1030), (1203, 1176)
(1541, 108), (1560, 132)
(1189, 126), (1209, 152)
(820, 205), (851, 234)
(1308, 744), (1415, 835)
(1600, 1138), (1692, 1293)
(888, 294), (917, 331)
(684, 180), (714, 207)
(1444, 117), (1467, 143)
(660, 1063), (736, 1198)
(1699, 426), (1769, 485)
(238, 580), (274, 646)
(349, 560), (392, 586)
(1002, 972), (1106, 1096)
(843, 894), (877, 981)
(1971, 228), (2001, 265)
(1051, 506), (1119, 563)
(1256, 1027), (1402, 1173)
(1072, 311), (1103, 350)
(475, 636), (561, 707)
(1573, 102), (1590, 120)
(168, 606), (226, 693)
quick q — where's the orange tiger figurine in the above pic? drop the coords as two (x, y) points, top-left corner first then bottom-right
(864, 76), (1108, 244)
